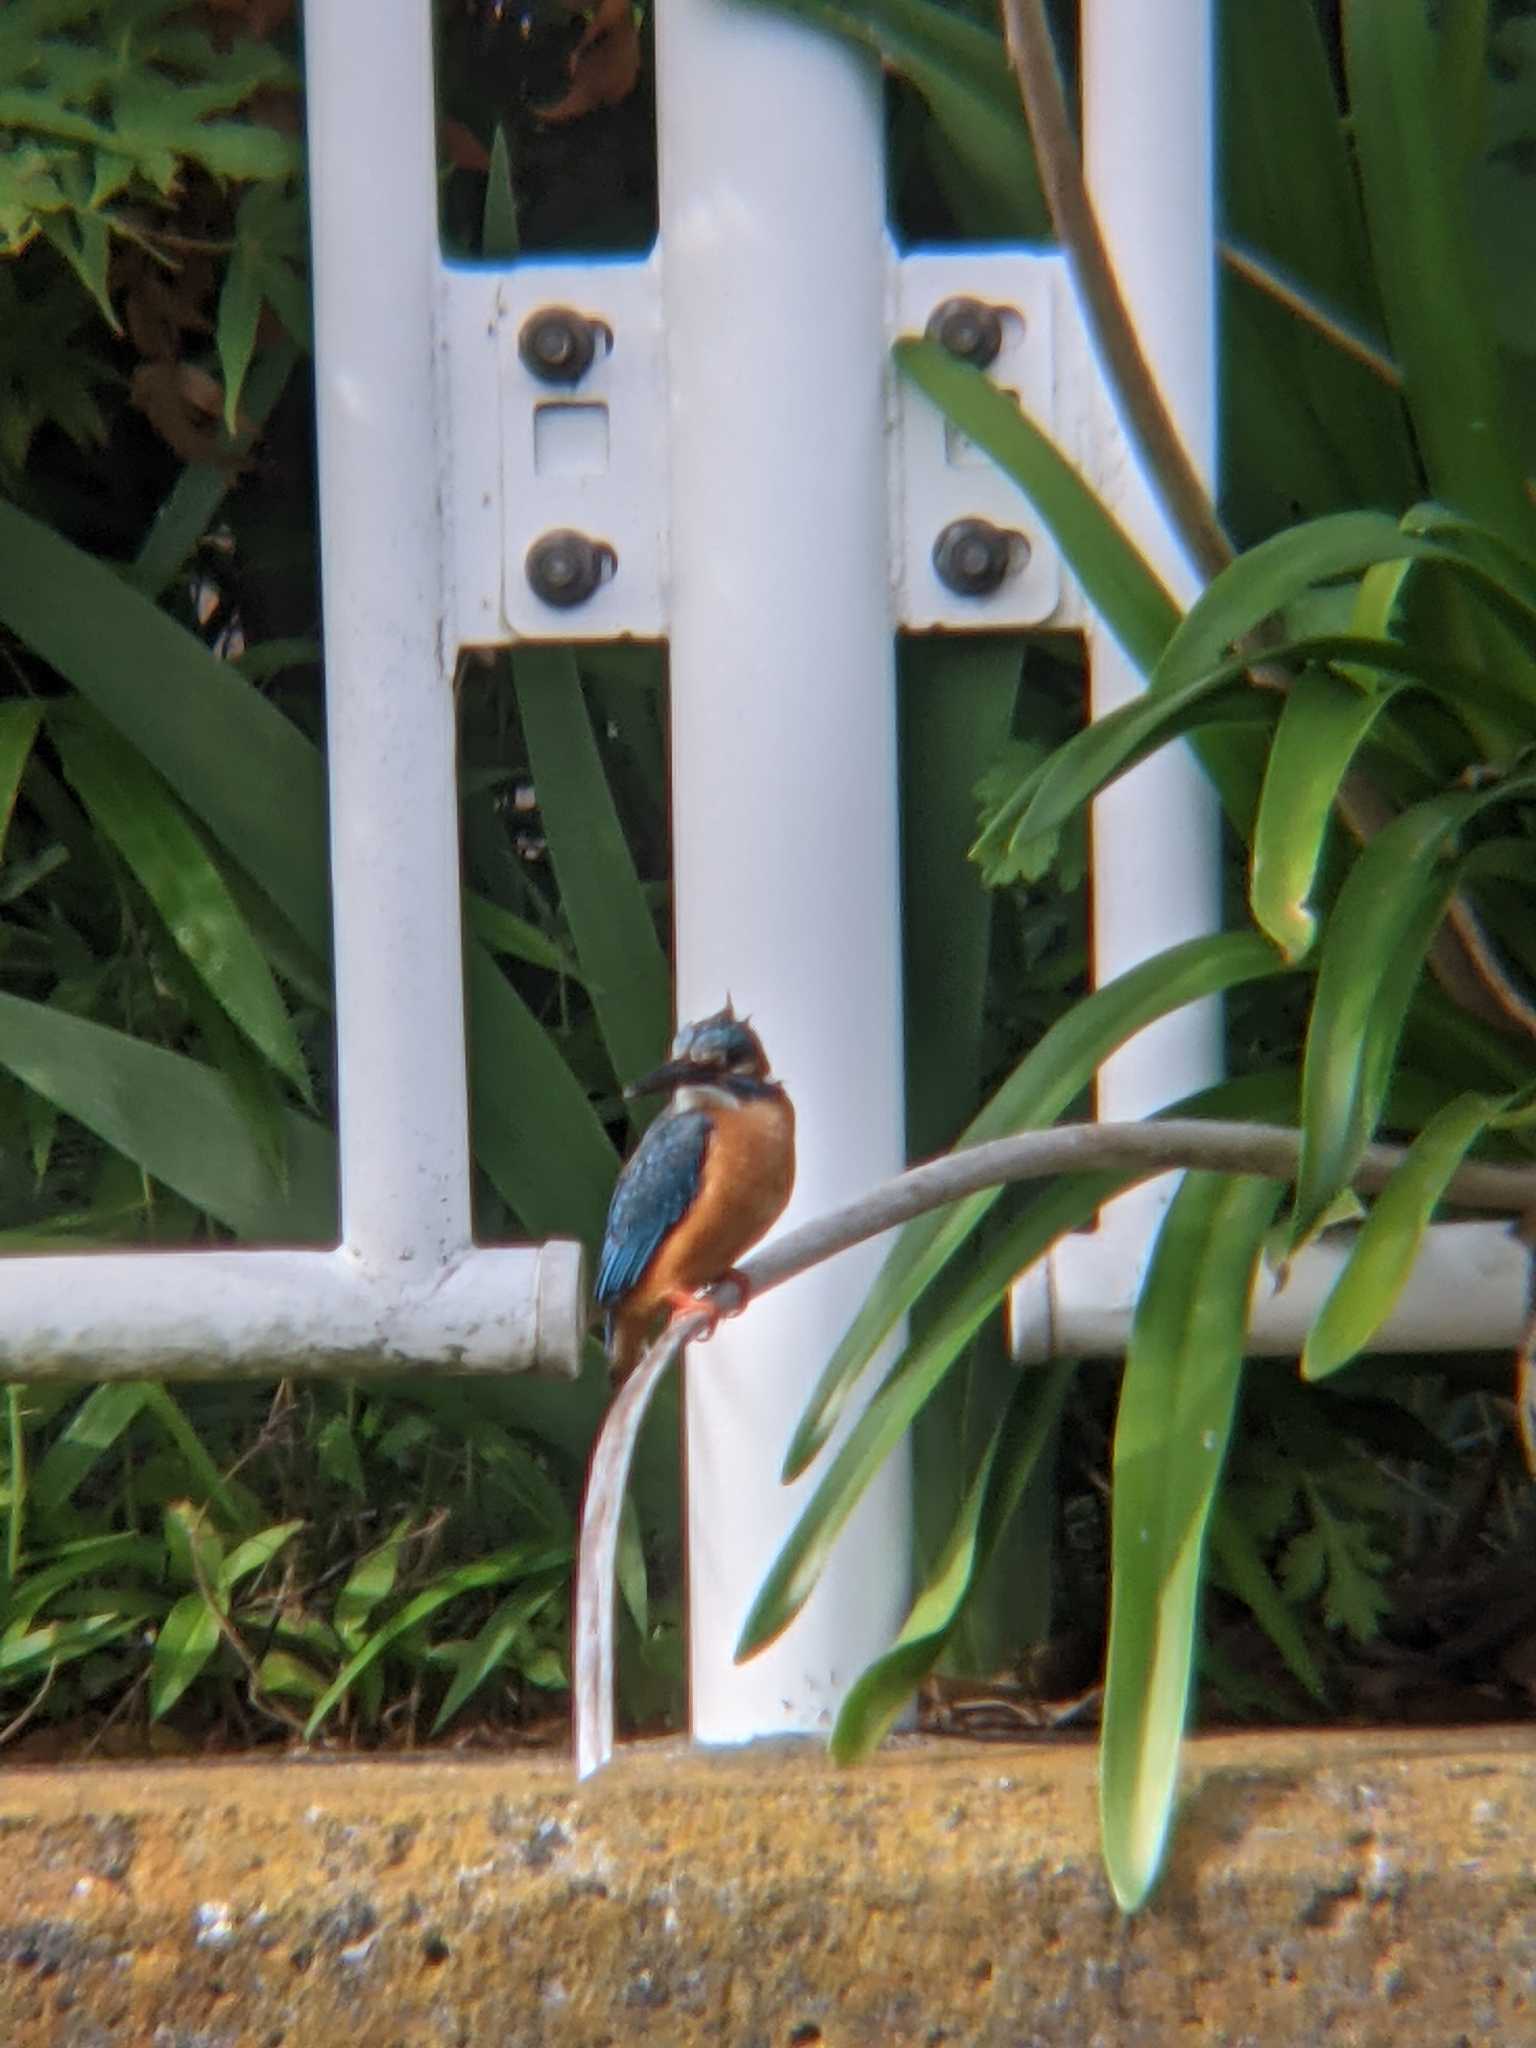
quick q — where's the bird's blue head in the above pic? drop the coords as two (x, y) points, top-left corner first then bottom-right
(625, 1002), (774, 1099)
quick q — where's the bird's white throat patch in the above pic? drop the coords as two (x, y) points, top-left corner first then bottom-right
(673, 1083), (742, 1113)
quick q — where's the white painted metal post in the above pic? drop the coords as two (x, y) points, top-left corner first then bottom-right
(656, 2), (911, 1740)
(305, 2), (473, 1274)
(1080, 0), (1221, 1237)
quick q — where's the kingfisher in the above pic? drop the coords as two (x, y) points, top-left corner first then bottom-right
(595, 1004), (796, 1381)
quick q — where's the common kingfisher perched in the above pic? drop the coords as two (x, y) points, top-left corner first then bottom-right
(595, 1004), (796, 1381)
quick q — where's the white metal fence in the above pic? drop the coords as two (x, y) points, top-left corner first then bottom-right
(4, 0), (1527, 1752)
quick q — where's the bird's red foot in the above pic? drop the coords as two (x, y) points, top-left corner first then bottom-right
(661, 1270), (752, 1343)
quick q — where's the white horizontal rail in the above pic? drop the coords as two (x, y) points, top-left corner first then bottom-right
(0, 1244), (585, 1381)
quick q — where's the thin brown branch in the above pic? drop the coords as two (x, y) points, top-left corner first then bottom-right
(996, 0), (1233, 582)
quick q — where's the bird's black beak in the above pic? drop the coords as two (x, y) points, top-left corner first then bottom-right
(623, 1057), (708, 1101)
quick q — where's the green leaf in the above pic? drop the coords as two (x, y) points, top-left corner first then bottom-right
(481, 123), (519, 258)
(895, 338), (1181, 677)
(431, 1572), (563, 1732)
(304, 1541), (567, 1737)
(510, 649), (670, 1098)
(465, 892), (581, 979)
(1099, 1173), (1284, 1913)
(784, 932), (1288, 1476)
(217, 1518), (303, 1599)
(1207, 1501), (1328, 1707)
(50, 699), (309, 1094)
(141, 1384), (257, 1532)
(315, 1414), (366, 1498)
(149, 1589), (222, 1718)
(332, 1520), (411, 1651)
(0, 989), (337, 1242)
(1249, 666), (1400, 961)
(1303, 1090), (1512, 1381)
(214, 226), (263, 433)
(29, 1382), (152, 1511)
(1293, 771), (1536, 1242)
(828, 1361), (1073, 1763)
(0, 500), (330, 957)
(741, 1172), (1127, 1660)
(0, 701), (42, 856)
(1345, 3), (1536, 554)
(465, 940), (616, 1247)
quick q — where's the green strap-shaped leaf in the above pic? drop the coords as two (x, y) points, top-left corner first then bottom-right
(481, 123), (520, 258)
(465, 941), (616, 1248)
(1293, 771), (1536, 1243)
(1249, 666), (1401, 962)
(50, 699), (309, 1094)
(0, 989), (338, 1242)
(0, 700), (42, 854)
(0, 498), (330, 957)
(828, 1361), (1074, 1763)
(894, 338), (1182, 677)
(1345, 3), (1536, 556)
(511, 649), (670, 1097)
(742, 1172), (1135, 1661)
(1303, 1089), (1512, 1381)
(1099, 1172), (1284, 1913)
(784, 932), (1288, 1476)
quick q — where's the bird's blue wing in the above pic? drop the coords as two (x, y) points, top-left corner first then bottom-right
(594, 1108), (713, 1309)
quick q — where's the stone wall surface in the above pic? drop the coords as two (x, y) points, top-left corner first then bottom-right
(0, 1725), (1531, 2045)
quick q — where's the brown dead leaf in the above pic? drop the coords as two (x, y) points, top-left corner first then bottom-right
(442, 118), (492, 173)
(116, 243), (216, 362)
(131, 360), (234, 464)
(538, 0), (640, 123)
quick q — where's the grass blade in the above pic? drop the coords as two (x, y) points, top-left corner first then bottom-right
(0, 499), (331, 958)
(1345, 3), (1536, 554)
(1099, 1172), (1284, 1912)
(50, 700), (309, 1094)
(431, 1571), (563, 1732)
(510, 649), (670, 1094)
(0, 990), (338, 1242)
(0, 701), (42, 854)
(304, 1540), (567, 1737)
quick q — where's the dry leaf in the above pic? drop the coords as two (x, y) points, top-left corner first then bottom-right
(131, 360), (234, 464)
(539, 0), (640, 123)
(442, 118), (492, 172)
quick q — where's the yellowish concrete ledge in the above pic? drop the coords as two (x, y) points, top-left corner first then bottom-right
(0, 1725), (1532, 2045)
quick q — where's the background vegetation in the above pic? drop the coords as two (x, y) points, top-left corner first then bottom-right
(1, 0), (1534, 1912)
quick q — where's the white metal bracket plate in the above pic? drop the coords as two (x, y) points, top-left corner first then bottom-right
(440, 255), (669, 648)
(890, 249), (1064, 631)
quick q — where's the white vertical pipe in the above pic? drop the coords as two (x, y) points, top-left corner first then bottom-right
(657, 2), (911, 1739)
(303, 5), (474, 1269)
(1082, 0), (1221, 1252)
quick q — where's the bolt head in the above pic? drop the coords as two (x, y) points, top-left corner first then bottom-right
(925, 296), (1004, 370)
(932, 518), (1016, 599)
(526, 529), (611, 608)
(519, 307), (599, 386)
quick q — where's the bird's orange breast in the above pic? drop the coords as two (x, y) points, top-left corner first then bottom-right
(642, 1091), (796, 1306)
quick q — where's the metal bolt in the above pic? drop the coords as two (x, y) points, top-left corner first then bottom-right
(526, 530), (614, 608)
(518, 306), (603, 386)
(932, 518), (1018, 599)
(925, 296), (1004, 370)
